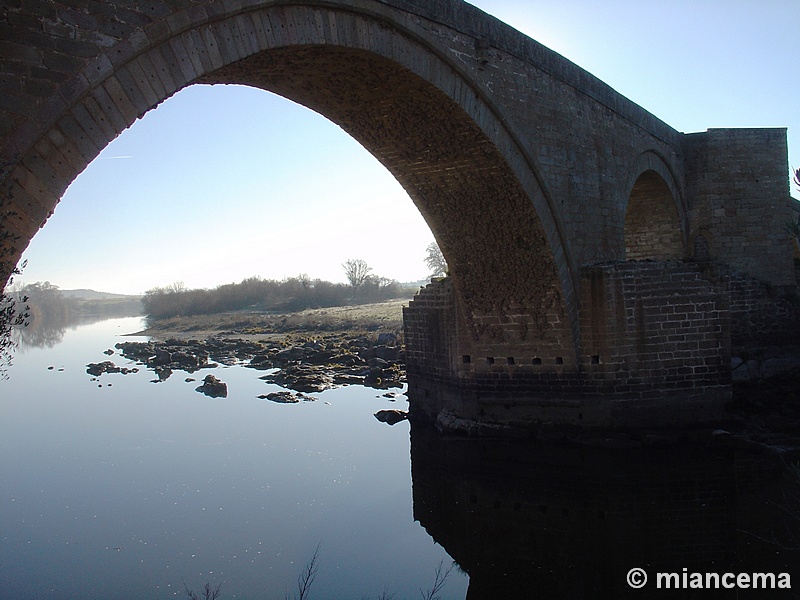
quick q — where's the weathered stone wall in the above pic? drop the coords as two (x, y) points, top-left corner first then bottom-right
(685, 128), (794, 286)
(578, 261), (730, 400)
(405, 261), (731, 428)
(405, 260), (800, 428)
(1, 0), (795, 428)
(404, 276), (587, 427)
(726, 268), (800, 349)
(403, 278), (458, 389)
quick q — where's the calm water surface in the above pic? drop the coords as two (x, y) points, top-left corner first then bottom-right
(0, 317), (468, 599)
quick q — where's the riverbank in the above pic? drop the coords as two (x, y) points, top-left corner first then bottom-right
(112, 300), (409, 402)
(131, 299), (406, 340)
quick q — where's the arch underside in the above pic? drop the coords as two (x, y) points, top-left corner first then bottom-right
(200, 46), (568, 348)
(2, 4), (578, 359)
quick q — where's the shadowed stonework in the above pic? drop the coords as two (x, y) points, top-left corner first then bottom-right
(1, 0), (796, 428)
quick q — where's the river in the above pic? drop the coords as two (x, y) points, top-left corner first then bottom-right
(3, 316), (800, 599)
(0, 316), (468, 599)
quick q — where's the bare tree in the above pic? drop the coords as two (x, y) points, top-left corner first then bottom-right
(342, 259), (372, 289)
(182, 579), (222, 600)
(167, 281), (188, 294)
(297, 273), (312, 290)
(287, 544), (320, 600)
(419, 560), (455, 600)
(424, 242), (448, 278)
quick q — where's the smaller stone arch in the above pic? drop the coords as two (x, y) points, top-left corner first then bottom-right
(624, 152), (686, 261)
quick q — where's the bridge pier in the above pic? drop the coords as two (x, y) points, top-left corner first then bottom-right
(404, 261), (735, 430)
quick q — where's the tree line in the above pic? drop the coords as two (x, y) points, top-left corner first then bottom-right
(12, 281), (76, 324)
(0, 244), (449, 369)
(0, 281), (82, 354)
(143, 262), (413, 320)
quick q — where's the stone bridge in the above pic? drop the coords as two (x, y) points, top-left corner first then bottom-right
(1, 0), (796, 428)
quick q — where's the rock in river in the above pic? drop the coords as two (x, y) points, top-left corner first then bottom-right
(196, 374), (228, 398)
(257, 391), (317, 403)
(374, 409), (409, 425)
(260, 364), (334, 393)
(86, 361), (138, 376)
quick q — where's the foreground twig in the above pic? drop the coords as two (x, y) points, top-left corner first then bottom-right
(182, 579), (222, 600)
(419, 560), (454, 600)
(287, 544), (321, 600)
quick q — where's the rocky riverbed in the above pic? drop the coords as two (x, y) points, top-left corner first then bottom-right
(88, 331), (406, 403)
(82, 302), (800, 441)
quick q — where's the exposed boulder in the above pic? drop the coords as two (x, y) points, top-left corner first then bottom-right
(258, 391), (317, 404)
(249, 354), (273, 369)
(86, 361), (120, 376)
(151, 349), (172, 366)
(731, 346), (800, 382)
(260, 391), (299, 403)
(153, 366), (172, 382)
(196, 374), (228, 398)
(363, 363), (403, 389)
(261, 364), (334, 393)
(86, 361), (138, 376)
(374, 409), (408, 425)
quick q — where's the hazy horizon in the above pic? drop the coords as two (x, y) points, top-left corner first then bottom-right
(39, 275), (432, 298)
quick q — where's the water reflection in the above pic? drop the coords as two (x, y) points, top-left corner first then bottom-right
(6, 313), (799, 598)
(410, 424), (800, 599)
(0, 317), (469, 599)
(13, 303), (141, 350)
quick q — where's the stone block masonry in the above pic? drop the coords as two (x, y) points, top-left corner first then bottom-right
(405, 257), (800, 430)
(406, 262), (732, 429)
(685, 128), (793, 286)
(727, 268), (800, 348)
(578, 261), (730, 404)
(403, 278), (458, 390)
(1, 0), (796, 429)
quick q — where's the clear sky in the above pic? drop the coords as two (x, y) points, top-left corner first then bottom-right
(14, 0), (799, 295)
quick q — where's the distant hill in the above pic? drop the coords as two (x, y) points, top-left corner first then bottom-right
(61, 289), (142, 300)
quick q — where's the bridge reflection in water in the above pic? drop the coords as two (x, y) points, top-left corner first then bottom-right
(409, 423), (799, 599)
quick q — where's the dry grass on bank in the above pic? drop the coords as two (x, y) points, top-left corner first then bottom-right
(133, 299), (408, 340)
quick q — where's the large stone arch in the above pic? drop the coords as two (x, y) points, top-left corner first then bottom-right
(623, 151), (687, 261)
(0, 1), (580, 361)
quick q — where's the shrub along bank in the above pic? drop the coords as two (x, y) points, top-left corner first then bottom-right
(143, 275), (413, 320)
